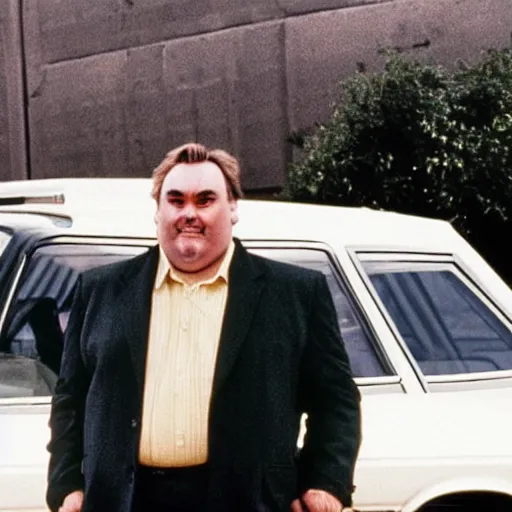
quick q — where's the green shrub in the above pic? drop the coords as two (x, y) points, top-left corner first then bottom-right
(283, 50), (512, 284)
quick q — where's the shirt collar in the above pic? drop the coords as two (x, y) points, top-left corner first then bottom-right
(155, 240), (235, 289)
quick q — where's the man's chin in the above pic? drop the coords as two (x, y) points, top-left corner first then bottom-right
(170, 236), (205, 260)
(176, 239), (202, 256)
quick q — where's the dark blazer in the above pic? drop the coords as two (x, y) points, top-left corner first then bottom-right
(46, 240), (361, 512)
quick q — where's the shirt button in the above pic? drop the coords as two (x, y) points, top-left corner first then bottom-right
(130, 419), (138, 428)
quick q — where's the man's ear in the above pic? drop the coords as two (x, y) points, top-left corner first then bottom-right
(230, 201), (239, 225)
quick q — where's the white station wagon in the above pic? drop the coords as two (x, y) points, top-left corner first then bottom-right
(0, 178), (512, 511)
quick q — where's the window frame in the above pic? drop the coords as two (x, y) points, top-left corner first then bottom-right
(0, 237), (411, 406)
(242, 240), (401, 390)
(0, 235), (155, 406)
(352, 248), (512, 389)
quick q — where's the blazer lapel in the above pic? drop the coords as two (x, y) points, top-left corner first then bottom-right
(114, 241), (265, 395)
(116, 245), (159, 390)
(212, 240), (266, 393)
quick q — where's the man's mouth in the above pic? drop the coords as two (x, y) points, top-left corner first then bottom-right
(177, 227), (204, 235)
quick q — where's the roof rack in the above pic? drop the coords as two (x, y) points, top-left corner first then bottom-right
(0, 193), (65, 206)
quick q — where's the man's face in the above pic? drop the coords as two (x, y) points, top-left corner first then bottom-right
(155, 161), (238, 273)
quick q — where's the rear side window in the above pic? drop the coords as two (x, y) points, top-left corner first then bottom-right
(250, 247), (390, 378)
(0, 243), (148, 397)
(361, 260), (512, 376)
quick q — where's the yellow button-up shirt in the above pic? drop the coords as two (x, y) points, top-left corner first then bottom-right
(138, 241), (235, 467)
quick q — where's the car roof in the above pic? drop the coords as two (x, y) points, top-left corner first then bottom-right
(1, 178), (511, 318)
(0, 178), (458, 250)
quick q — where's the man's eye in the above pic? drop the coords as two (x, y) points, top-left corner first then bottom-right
(197, 197), (214, 206)
(169, 198), (184, 206)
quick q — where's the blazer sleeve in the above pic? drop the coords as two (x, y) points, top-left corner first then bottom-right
(46, 276), (88, 512)
(297, 272), (362, 507)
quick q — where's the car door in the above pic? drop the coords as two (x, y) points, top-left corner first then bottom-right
(350, 250), (512, 510)
(356, 252), (512, 389)
(245, 242), (399, 386)
(0, 237), (151, 511)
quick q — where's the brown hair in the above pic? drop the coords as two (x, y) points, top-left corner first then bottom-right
(151, 142), (243, 201)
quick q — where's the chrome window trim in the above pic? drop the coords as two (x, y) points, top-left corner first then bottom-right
(39, 235), (156, 247)
(452, 252), (512, 321)
(0, 396), (51, 407)
(0, 254), (27, 336)
(349, 248), (512, 386)
(355, 375), (401, 386)
(347, 247), (429, 392)
(426, 369), (512, 383)
(428, 377), (512, 392)
(355, 251), (453, 262)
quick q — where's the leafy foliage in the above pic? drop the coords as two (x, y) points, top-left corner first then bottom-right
(283, 50), (512, 284)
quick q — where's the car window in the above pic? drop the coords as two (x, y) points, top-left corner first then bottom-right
(361, 260), (512, 376)
(249, 247), (389, 378)
(0, 243), (149, 398)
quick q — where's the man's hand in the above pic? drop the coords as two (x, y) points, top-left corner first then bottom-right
(58, 490), (84, 512)
(291, 489), (343, 512)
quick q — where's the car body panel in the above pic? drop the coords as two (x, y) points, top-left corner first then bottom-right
(0, 179), (511, 511)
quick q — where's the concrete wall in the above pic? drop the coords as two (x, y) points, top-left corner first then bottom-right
(0, 0), (27, 181)
(1, 0), (511, 190)
(286, 0), (512, 132)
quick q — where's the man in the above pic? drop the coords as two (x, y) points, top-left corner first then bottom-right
(47, 142), (361, 512)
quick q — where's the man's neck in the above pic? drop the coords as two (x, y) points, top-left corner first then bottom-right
(173, 252), (227, 285)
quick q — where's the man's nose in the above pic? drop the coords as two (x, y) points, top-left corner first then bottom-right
(182, 203), (197, 220)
